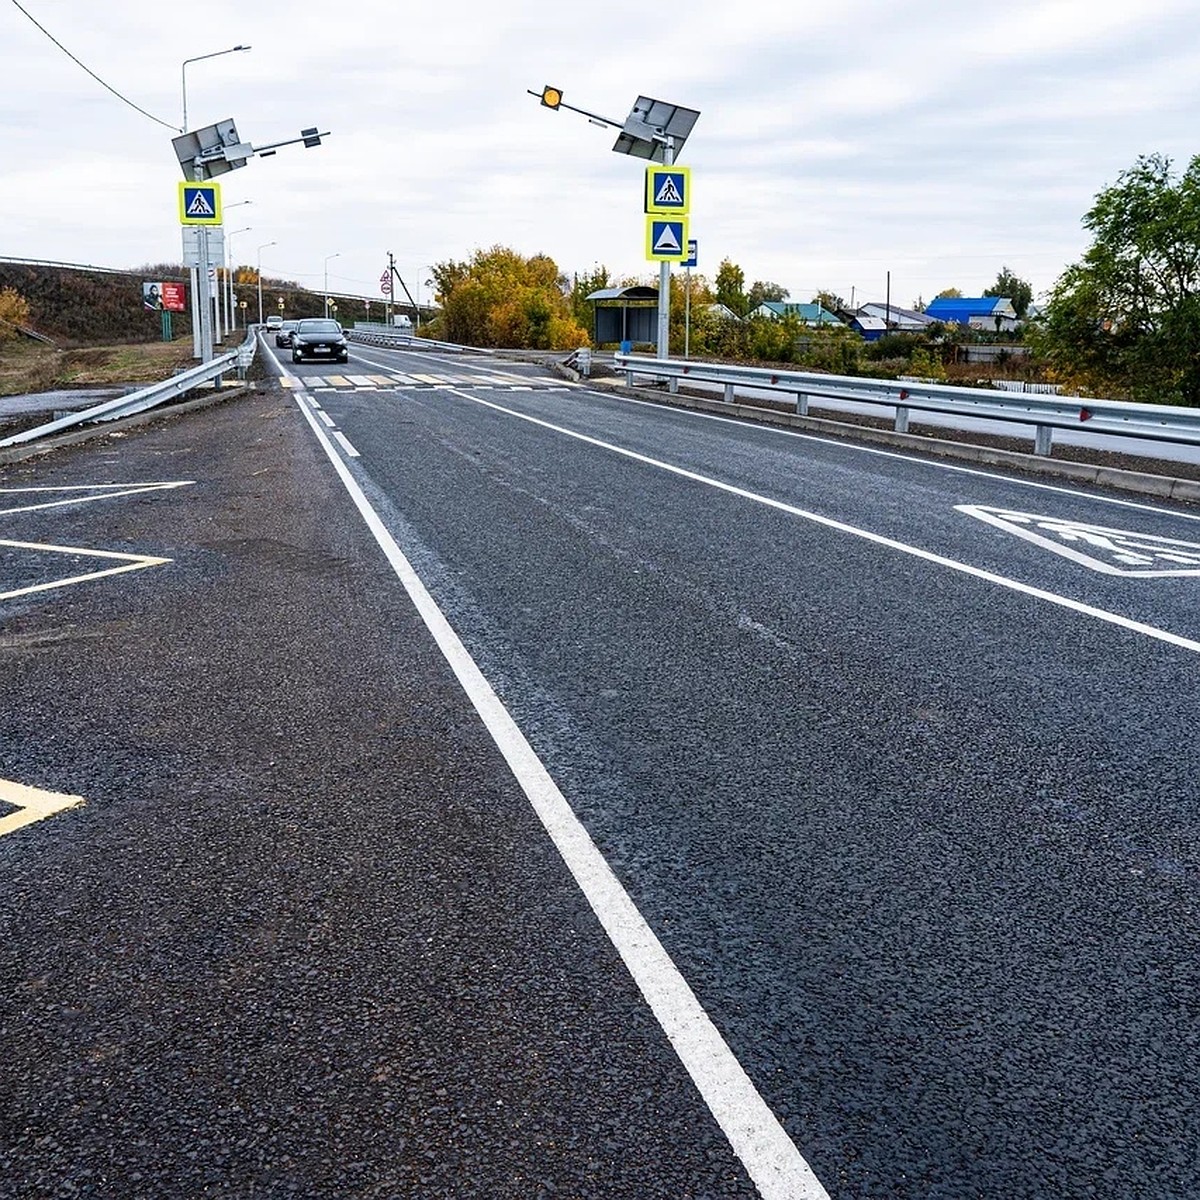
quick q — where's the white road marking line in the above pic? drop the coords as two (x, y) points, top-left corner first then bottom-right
(323, 375), (350, 387)
(306, 397), (322, 410)
(292, 394), (829, 1200)
(0, 482), (193, 517)
(0, 778), (84, 838)
(446, 388), (1200, 657)
(318, 410), (337, 428)
(333, 431), (360, 458)
(346, 375), (375, 387)
(595, 388), (1200, 523)
(0, 539), (171, 601)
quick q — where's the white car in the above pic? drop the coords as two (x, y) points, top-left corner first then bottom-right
(266, 315), (283, 331)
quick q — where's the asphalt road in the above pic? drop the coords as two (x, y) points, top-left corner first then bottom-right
(4, 337), (1200, 1197)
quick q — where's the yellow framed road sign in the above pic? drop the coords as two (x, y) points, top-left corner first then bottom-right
(646, 216), (689, 261)
(645, 165), (691, 214)
(178, 181), (223, 225)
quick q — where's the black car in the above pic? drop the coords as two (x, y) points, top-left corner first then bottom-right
(275, 320), (299, 348)
(290, 318), (349, 364)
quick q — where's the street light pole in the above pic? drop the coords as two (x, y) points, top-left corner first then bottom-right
(324, 253), (341, 318)
(181, 45), (251, 134)
(226, 226), (251, 331)
(257, 241), (276, 325)
(180, 44), (250, 361)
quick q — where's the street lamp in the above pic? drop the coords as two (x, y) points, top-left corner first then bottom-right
(324, 253), (341, 318)
(226, 226), (251, 330)
(257, 241), (276, 325)
(181, 45), (251, 133)
(218, 201), (251, 335)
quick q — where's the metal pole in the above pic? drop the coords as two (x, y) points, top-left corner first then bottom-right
(656, 136), (674, 361)
(684, 265), (691, 359)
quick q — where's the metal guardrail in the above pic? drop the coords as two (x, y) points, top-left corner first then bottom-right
(615, 354), (1200, 457)
(0, 332), (257, 448)
(345, 328), (484, 355)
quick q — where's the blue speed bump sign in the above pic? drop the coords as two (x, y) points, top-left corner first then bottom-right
(645, 165), (690, 214)
(178, 181), (222, 225)
(646, 216), (689, 261)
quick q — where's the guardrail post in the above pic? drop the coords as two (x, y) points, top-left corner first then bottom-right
(625, 367), (634, 387)
(669, 376), (679, 395)
(895, 406), (910, 434)
(796, 393), (809, 416)
(723, 383), (734, 404)
(1034, 425), (1053, 456)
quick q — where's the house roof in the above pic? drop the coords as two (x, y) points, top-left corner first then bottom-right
(585, 286), (659, 302)
(924, 297), (1017, 320)
(851, 315), (888, 331)
(755, 301), (842, 326)
(858, 302), (933, 326)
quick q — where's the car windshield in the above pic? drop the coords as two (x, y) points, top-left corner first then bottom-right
(299, 320), (341, 334)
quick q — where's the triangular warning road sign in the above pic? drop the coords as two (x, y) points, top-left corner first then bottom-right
(655, 177), (683, 206)
(957, 505), (1200, 577)
(186, 191), (216, 217)
(653, 224), (683, 254)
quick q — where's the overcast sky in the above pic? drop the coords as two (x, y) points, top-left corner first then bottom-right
(3, 0), (1199, 311)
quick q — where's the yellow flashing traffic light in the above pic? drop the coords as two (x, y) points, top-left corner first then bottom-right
(540, 85), (563, 110)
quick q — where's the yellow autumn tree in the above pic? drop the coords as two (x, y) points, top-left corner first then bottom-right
(0, 287), (31, 343)
(428, 246), (588, 349)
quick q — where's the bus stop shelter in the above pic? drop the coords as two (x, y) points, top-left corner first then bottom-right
(586, 286), (659, 348)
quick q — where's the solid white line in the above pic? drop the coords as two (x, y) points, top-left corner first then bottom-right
(591, 387), (1200, 523)
(333, 431), (360, 458)
(445, 388), (1200, 657)
(290, 394), (829, 1200)
(0, 481), (194, 517)
(318, 410), (336, 428)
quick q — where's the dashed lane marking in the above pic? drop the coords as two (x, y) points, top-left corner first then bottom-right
(0, 778), (84, 839)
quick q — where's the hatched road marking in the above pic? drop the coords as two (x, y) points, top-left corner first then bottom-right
(0, 778), (84, 838)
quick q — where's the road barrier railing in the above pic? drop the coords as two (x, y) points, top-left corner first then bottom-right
(0, 332), (257, 448)
(614, 353), (1200, 457)
(346, 328), (482, 355)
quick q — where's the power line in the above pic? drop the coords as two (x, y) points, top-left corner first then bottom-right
(9, 0), (179, 131)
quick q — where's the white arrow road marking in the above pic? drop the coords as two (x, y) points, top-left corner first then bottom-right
(958, 505), (1200, 577)
(1, 539), (171, 601)
(0, 778), (84, 838)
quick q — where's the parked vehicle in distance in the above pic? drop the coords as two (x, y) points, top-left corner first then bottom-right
(291, 318), (349, 364)
(266, 315), (283, 331)
(275, 320), (299, 348)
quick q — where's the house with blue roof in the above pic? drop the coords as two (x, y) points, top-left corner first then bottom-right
(750, 301), (843, 327)
(924, 296), (1019, 332)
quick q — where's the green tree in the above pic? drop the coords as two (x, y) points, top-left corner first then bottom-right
(425, 246), (589, 349)
(812, 290), (845, 313)
(934, 287), (962, 300)
(715, 258), (748, 318)
(746, 279), (789, 312)
(1035, 153), (1200, 404)
(984, 266), (1033, 318)
(570, 264), (611, 337)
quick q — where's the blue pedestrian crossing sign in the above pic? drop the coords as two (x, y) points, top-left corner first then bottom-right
(645, 165), (691, 214)
(646, 216), (689, 261)
(178, 181), (223, 225)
